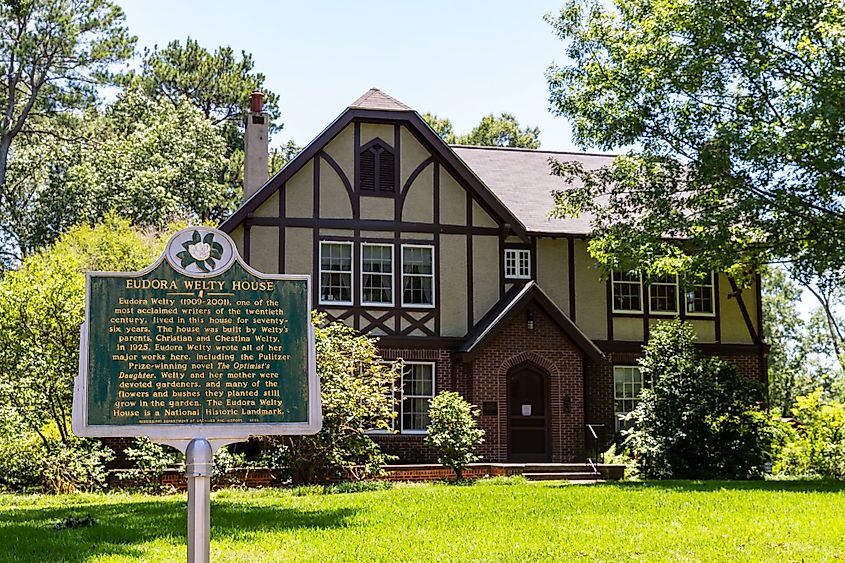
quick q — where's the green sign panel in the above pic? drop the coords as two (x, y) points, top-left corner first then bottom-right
(73, 227), (320, 441)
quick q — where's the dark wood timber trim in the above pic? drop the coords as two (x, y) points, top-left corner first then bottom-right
(530, 237), (538, 281)
(466, 191), (474, 330)
(727, 276), (762, 344)
(278, 182), (285, 273)
(319, 151), (354, 200)
(567, 238), (576, 322)
(433, 162), (441, 335)
(253, 216), (499, 235)
(243, 221), (251, 265)
(596, 340), (768, 357)
(354, 122), (361, 195)
(219, 108), (526, 240)
(312, 156), (321, 307)
(714, 273), (721, 343)
(605, 278), (614, 341)
(399, 158), (434, 219)
(498, 236), (505, 298)
(378, 336), (463, 349)
(458, 282), (604, 363)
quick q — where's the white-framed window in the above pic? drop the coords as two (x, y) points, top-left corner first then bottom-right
(361, 243), (393, 306)
(401, 362), (435, 433)
(612, 271), (643, 313)
(401, 244), (434, 307)
(649, 274), (679, 314)
(613, 366), (643, 432)
(319, 241), (353, 305)
(504, 248), (531, 279)
(685, 273), (715, 316)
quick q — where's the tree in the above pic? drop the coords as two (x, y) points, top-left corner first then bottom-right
(129, 37), (280, 129)
(0, 215), (171, 448)
(763, 267), (845, 412)
(270, 313), (399, 485)
(24, 90), (235, 245)
(546, 0), (845, 285)
(0, 0), (134, 255)
(423, 112), (541, 148)
(625, 320), (778, 479)
(425, 391), (485, 480)
(776, 389), (845, 478)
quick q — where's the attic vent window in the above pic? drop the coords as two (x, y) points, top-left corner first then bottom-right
(360, 139), (395, 193)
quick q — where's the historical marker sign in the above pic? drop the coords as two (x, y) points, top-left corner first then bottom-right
(72, 226), (321, 442)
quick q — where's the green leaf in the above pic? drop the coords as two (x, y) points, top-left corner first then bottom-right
(203, 233), (214, 244)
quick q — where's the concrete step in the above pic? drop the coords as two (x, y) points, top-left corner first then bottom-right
(523, 471), (601, 481)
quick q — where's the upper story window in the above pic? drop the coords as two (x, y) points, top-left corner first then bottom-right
(504, 248), (531, 279)
(360, 138), (396, 193)
(402, 362), (435, 433)
(612, 271), (643, 313)
(361, 243), (393, 306)
(319, 241), (353, 305)
(685, 273), (715, 316)
(649, 274), (679, 314)
(401, 244), (434, 307)
(614, 365), (643, 432)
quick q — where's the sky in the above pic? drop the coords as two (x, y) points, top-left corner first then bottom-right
(117, 0), (576, 151)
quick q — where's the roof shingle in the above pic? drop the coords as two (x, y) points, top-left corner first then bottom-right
(452, 145), (615, 235)
(349, 88), (412, 111)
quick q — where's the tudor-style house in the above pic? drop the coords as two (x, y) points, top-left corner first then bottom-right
(221, 89), (767, 463)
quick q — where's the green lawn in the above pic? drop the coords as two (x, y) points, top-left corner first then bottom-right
(0, 479), (843, 562)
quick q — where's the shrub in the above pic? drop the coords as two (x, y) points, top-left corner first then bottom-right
(776, 390), (845, 478)
(41, 438), (114, 493)
(268, 313), (400, 484)
(0, 436), (47, 492)
(625, 320), (780, 479)
(425, 391), (485, 480)
(124, 437), (182, 493)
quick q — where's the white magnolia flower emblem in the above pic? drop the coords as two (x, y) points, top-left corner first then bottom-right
(176, 230), (224, 272)
(188, 242), (211, 261)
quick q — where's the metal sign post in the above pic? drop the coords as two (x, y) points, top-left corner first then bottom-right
(186, 438), (213, 563)
(72, 227), (321, 562)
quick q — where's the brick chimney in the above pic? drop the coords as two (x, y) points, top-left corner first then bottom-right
(243, 91), (269, 200)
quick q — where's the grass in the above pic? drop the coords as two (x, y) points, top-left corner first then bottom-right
(0, 479), (844, 562)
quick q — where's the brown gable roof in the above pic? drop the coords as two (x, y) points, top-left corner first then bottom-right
(457, 281), (604, 362)
(452, 145), (616, 236)
(349, 88), (411, 111)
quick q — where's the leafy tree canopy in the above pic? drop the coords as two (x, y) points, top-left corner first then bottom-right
(0, 0), (135, 261)
(127, 37), (280, 131)
(546, 0), (845, 284)
(0, 215), (172, 449)
(23, 89), (236, 249)
(423, 112), (540, 148)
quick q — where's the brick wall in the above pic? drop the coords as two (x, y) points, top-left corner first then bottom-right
(469, 306), (586, 463)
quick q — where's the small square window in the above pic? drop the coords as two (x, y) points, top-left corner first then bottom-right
(504, 249), (531, 279)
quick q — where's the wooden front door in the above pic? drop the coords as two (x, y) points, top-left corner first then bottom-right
(508, 366), (550, 462)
